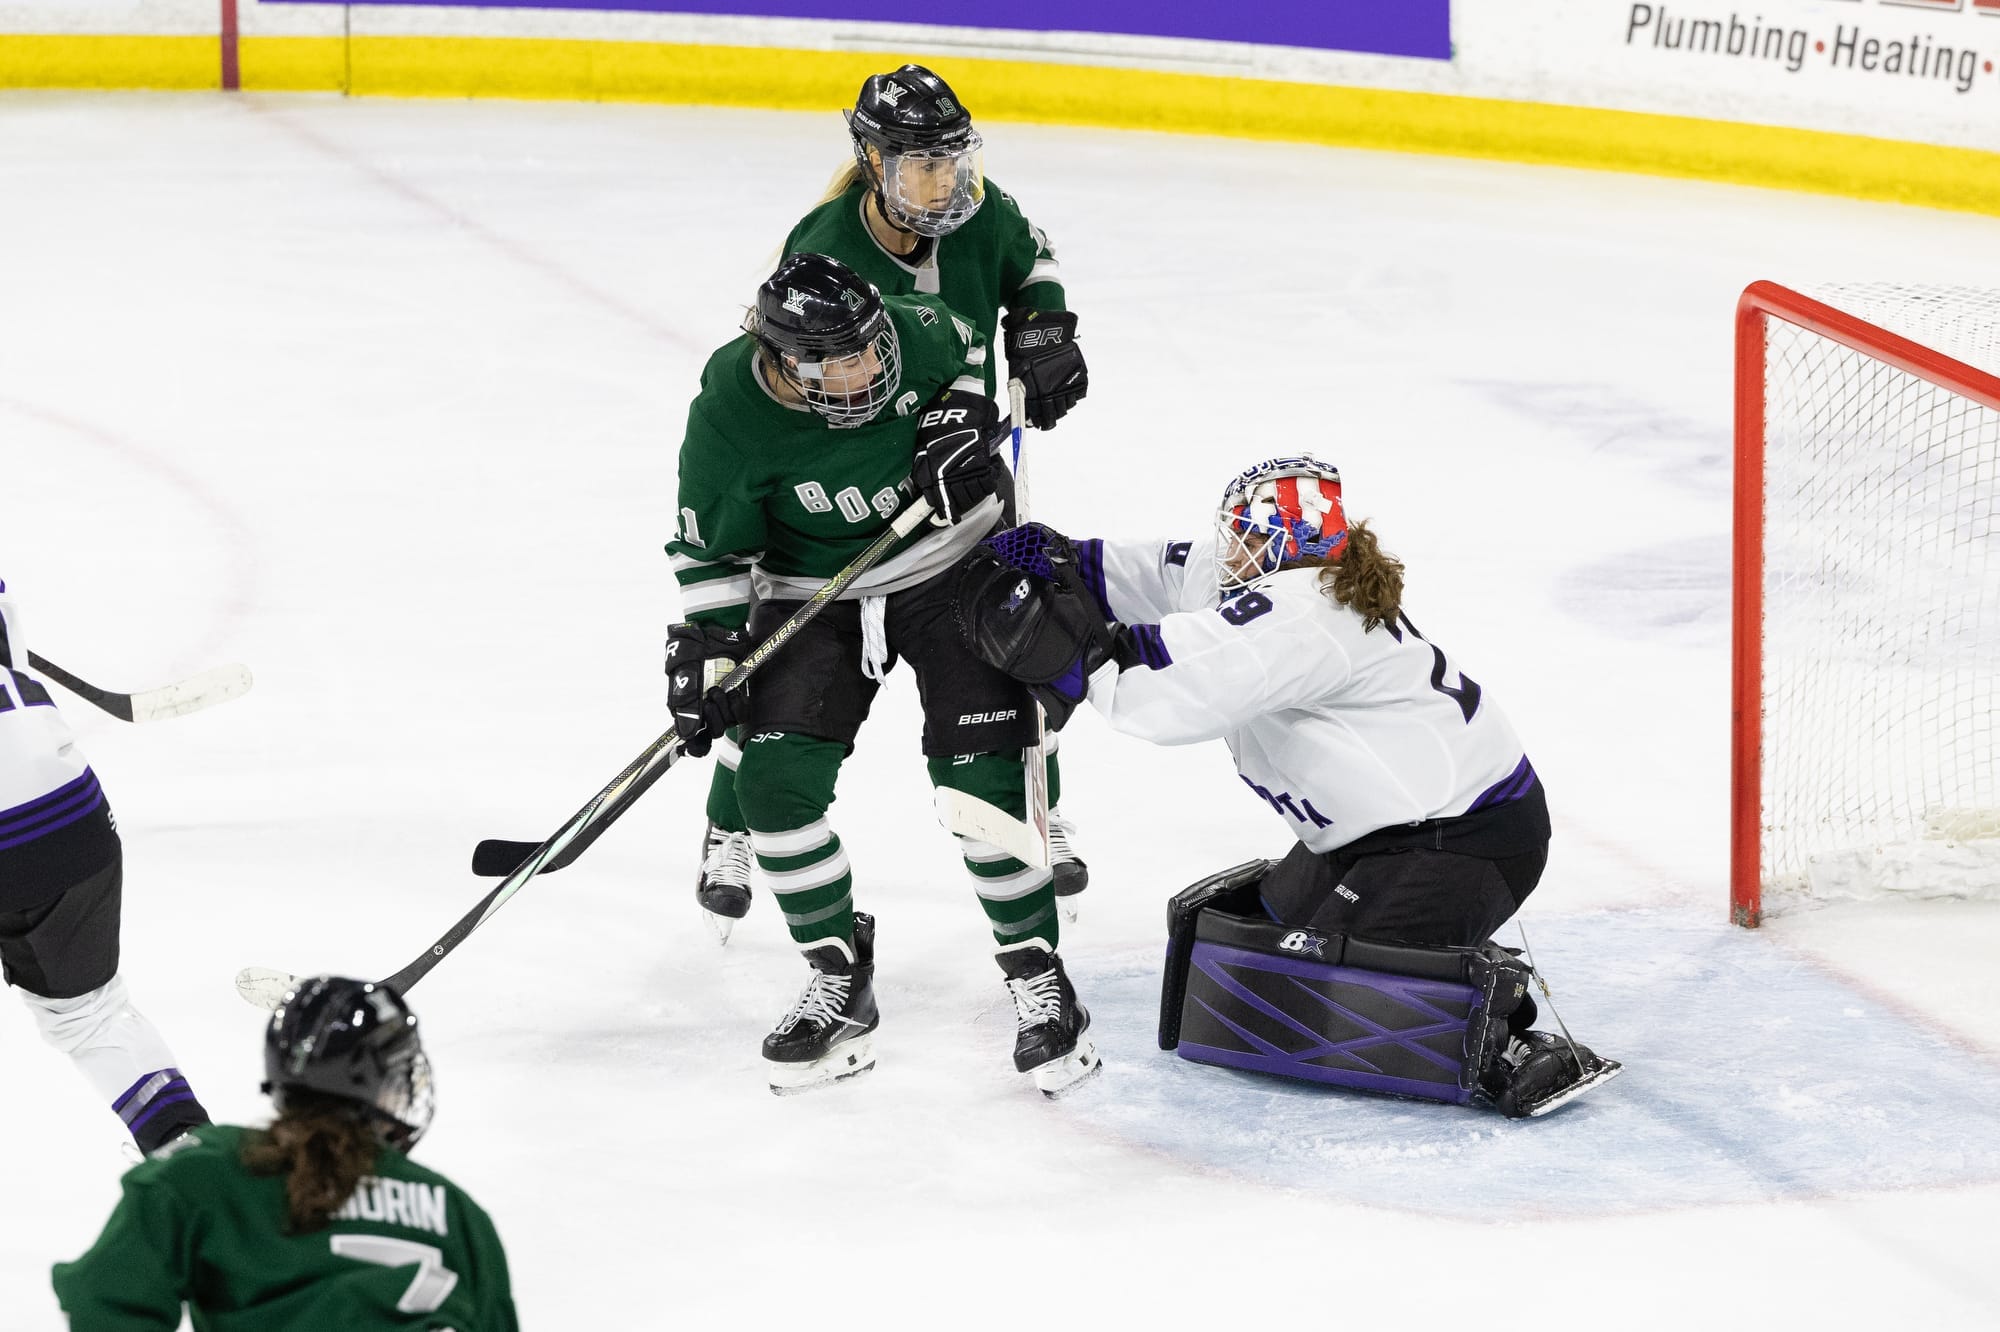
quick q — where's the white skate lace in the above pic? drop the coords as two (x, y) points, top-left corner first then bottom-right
(775, 970), (853, 1035)
(701, 829), (754, 890)
(1005, 967), (1063, 1029)
(1047, 812), (1079, 866)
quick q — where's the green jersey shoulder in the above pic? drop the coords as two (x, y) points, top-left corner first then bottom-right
(52, 1124), (518, 1332)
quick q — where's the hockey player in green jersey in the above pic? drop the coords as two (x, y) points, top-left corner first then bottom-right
(694, 62), (1093, 940)
(53, 975), (517, 1331)
(666, 252), (1099, 1096)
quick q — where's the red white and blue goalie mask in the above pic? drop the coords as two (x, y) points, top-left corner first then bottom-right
(1215, 456), (1349, 593)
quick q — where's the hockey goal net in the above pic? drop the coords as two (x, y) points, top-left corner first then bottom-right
(1733, 281), (2000, 927)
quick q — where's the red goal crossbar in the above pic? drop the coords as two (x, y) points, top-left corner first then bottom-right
(1731, 281), (2000, 927)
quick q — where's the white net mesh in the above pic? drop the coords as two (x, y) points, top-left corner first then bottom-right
(1759, 284), (2000, 910)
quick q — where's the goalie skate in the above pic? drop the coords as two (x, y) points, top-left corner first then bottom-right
(1493, 1031), (1623, 1118)
(764, 915), (879, 1095)
(996, 941), (1102, 1097)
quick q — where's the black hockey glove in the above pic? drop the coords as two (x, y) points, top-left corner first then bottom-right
(912, 387), (1001, 525)
(665, 622), (753, 758)
(1004, 309), (1087, 430)
(953, 526), (1121, 730)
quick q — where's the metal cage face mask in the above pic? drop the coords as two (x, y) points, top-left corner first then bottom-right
(879, 136), (985, 237)
(791, 322), (903, 427)
(1213, 460), (1347, 593)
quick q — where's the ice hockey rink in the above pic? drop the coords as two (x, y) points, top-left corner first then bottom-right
(4, 91), (1999, 1327)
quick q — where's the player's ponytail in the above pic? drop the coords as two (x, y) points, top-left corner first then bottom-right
(241, 1092), (384, 1233)
(1317, 520), (1403, 632)
(817, 159), (864, 207)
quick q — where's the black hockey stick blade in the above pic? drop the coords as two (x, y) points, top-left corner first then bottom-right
(471, 839), (541, 877)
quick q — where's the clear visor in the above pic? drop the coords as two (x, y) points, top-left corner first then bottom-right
(790, 324), (903, 427)
(380, 1048), (435, 1151)
(880, 136), (986, 237)
(1214, 507), (1287, 593)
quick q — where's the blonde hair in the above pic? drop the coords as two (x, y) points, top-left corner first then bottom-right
(1309, 520), (1404, 632)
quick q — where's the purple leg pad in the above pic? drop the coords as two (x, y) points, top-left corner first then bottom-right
(1176, 940), (1480, 1105)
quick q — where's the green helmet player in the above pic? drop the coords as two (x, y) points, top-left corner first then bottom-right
(665, 253), (1101, 1098)
(695, 62), (1092, 954)
(52, 976), (517, 1331)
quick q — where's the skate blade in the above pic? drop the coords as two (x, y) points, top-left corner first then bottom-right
(1032, 1035), (1103, 1099)
(767, 1034), (877, 1096)
(1524, 1058), (1624, 1118)
(1058, 900), (1079, 926)
(704, 910), (735, 946)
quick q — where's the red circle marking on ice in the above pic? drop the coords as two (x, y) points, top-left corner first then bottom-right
(1815, 40), (1826, 53)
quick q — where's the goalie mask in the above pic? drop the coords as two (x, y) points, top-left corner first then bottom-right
(1215, 456), (1348, 593)
(747, 253), (903, 427)
(263, 975), (435, 1151)
(847, 64), (986, 238)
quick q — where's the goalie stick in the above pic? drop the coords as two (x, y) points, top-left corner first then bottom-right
(236, 495), (938, 1010)
(935, 379), (1053, 871)
(27, 651), (253, 723)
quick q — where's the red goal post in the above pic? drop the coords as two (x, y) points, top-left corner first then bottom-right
(1732, 281), (2000, 927)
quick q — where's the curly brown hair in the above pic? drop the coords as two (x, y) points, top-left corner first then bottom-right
(1294, 519), (1404, 631)
(240, 1092), (383, 1233)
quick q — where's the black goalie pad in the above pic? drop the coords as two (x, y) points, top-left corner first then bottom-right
(1159, 860), (1270, 1050)
(1161, 874), (1542, 1106)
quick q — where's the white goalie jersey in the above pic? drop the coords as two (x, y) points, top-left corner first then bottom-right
(0, 583), (98, 832)
(1076, 535), (1532, 853)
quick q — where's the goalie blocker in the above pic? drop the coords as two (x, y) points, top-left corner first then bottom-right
(1159, 862), (1620, 1118)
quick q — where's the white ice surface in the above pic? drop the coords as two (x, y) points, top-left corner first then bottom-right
(3, 92), (2000, 1328)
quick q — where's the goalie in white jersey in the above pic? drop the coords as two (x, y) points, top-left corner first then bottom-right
(955, 458), (1621, 1117)
(0, 581), (211, 1151)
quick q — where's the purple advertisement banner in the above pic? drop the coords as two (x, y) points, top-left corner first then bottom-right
(274, 1), (1453, 62)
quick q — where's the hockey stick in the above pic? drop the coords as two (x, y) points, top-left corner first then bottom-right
(27, 651), (252, 723)
(236, 496), (938, 1010)
(935, 379), (1053, 870)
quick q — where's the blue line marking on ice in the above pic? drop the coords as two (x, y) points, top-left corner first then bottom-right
(1064, 909), (2000, 1218)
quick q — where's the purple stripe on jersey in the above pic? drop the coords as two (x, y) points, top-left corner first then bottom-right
(0, 772), (104, 849)
(1127, 624), (1173, 670)
(1466, 756), (1534, 813)
(1075, 539), (1111, 619)
(0, 769), (99, 829)
(114, 1068), (183, 1114)
(120, 1078), (190, 1125)
(127, 1087), (198, 1133)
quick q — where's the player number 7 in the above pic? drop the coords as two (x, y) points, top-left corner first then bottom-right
(330, 1234), (461, 1314)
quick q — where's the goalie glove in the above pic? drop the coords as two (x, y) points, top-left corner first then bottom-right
(1003, 309), (1087, 430)
(665, 622), (753, 757)
(952, 524), (1130, 729)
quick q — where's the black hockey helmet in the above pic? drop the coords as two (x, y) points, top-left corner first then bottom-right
(846, 64), (985, 236)
(263, 975), (434, 1151)
(745, 253), (903, 427)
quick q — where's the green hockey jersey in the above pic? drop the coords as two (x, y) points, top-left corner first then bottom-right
(668, 291), (995, 629)
(52, 1125), (517, 1332)
(782, 177), (1065, 397)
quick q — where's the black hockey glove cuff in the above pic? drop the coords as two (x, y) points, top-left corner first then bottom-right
(1004, 309), (1087, 430)
(912, 387), (1001, 525)
(665, 622), (754, 757)
(952, 543), (1116, 730)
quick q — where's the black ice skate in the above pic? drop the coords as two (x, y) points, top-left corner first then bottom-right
(695, 821), (754, 945)
(995, 940), (1101, 1097)
(1048, 810), (1088, 920)
(763, 914), (879, 1095)
(1490, 1030), (1623, 1118)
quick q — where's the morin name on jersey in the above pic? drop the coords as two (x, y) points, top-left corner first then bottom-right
(333, 1176), (450, 1237)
